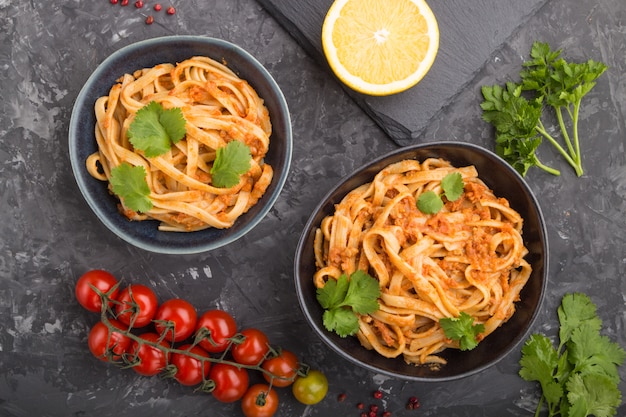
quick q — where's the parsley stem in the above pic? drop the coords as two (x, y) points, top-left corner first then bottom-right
(555, 106), (576, 160)
(534, 158), (561, 176)
(571, 100), (584, 176)
(536, 121), (579, 173)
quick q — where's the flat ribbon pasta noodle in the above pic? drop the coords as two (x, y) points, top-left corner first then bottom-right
(86, 56), (274, 232)
(312, 158), (532, 367)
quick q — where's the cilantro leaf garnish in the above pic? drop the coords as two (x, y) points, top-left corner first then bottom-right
(110, 163), (152, 213)
(519, 293), (625, 417)
(316, 270), (380, 338)
(127, 101), (186, 158)
(481, 41), (607, 177)
(417, 190), (444, 214)
(210, 141), (252, 188)
(439, 312), (485, 351)
(416, 172), (464, 214)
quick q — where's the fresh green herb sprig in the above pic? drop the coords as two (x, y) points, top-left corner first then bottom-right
(417, 171), (464, 214)
(210, 141), (252, 188)
(481, 41), (607, 177)
(316, 270), (381, 338)
(110, 163), (152, 213)
(519, 293), (625, 417)
(128, 101), (187, 157)
(439, 312), (485, 351)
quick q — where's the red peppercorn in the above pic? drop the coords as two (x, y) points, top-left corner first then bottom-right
(368, 412), (376, 417)
(337, 393), (347, 402)
(154, 4), (162, 11)
(360, 413), (367, 417)
(134, 0), (144, 8)
(382, 412), (392, 417)
(110, 0), (119, 4)
(373, 390), (383, 399)
(166, 6), (175, 15)
(357, 403), (365, 410)
(145, 15), (154, 24)
(369, 404), (379, 413)
(120, 0), (129, 6)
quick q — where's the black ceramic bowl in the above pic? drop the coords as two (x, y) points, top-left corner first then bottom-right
(294, 142), (548, 381)
(69, 36), (292, 254)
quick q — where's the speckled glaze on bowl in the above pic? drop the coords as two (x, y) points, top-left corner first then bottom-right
(294, 142), (548, 382)
(69, 36), (292, 254)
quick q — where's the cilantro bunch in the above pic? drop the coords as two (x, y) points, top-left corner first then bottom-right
(481, 41), (607, 177)
(316, 271), (381, 337)
(520, 293), (625, 417)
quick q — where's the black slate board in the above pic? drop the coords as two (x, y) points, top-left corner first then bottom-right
(256, 0), (549, 146)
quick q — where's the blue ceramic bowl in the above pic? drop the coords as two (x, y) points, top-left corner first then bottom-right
(69, 36), (292, 254)
(294, 142), (548, 381)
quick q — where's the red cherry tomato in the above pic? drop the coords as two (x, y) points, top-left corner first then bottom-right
(232, 328), (270, 366)
(75, 270), (119, 313)
(241, 384), (279, 417)
(87, 319), (131, 362)
(115, 284), (158, 328)
(154, 299), (197, 342)
(130, 332), (170, 376)
(262, 349), (299, 387)
(171, 344), (211, 386)
(208, 363), (249, 403)
(195, 310), (237, 353)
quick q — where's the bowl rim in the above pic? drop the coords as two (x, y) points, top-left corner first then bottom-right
(68, 35), (293, 254)
(294, 141), (549, 381)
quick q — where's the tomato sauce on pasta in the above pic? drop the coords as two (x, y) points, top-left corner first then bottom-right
(312, 158), (532, 366)
(86, 56), (273, 232)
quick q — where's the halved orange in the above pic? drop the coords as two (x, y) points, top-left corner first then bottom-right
(322, 0), (439, 96)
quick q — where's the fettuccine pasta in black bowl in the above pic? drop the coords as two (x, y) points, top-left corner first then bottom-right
(69, 36), (292, 254)
(294, 142), (547, 381)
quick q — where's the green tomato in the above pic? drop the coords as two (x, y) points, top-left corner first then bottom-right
(292, 369), (328, 405)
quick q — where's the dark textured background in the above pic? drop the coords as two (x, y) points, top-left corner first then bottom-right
(1, 1), (624, 416)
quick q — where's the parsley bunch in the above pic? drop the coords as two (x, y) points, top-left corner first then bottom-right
(519, 293), (625, 417)
(481, 41), (607, 177)
(316, 270), (381, 338)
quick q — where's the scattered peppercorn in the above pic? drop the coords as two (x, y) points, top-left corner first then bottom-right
(154, 4), (162, 11)
(406, 396), (420, 410)
(120, 0), (129, 6)
(360, 413), (367, 417)
(166, 6), (175, 15)
(373, 390), (383, 399)
(357, 402), (365, 410)
(369, 404), (379, 413)
(110, 0), (119, 4)
(337, 393), (347, 402)
(382, 412), (392, 417)
(145, 15), (154, 24)
(134, 0), (144, 8)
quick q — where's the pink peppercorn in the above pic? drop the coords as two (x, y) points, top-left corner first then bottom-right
(145, 15), (154, 24)
(154, 4), (162, 11)
(166, 6), (175, 15)
(134, 0), (143, 8)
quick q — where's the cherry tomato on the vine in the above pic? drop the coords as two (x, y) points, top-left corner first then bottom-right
(115, 284), (158, 328)
(262, 349), (299, 387)
(241, 384), (279, 417)
(195, 309), (237, 353)
(232, 328), (270, 366)
(208, 363), (249, 403)
(130, 332), (170, 376)
(88, 319), (131, 362)
(154, 298), (197, 342)
(75, 269), (119, 313)
(292, 369), (328, 405)
(171, 344), (211, 386)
